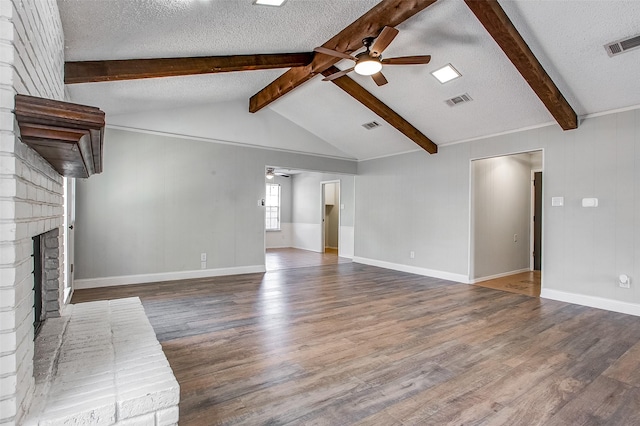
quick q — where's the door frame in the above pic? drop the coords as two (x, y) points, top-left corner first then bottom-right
(63, 177), (75, 304)
(530, 169), (543, 271)
(320, 180), (340, 254)
(468, 149), (544, 283)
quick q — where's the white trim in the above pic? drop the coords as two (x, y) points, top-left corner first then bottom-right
(580, 103), (640, 120)
(468, 149), (545, 282)
(107, 124), (357, 161)
(541, 289), (640, 317)
(357, 148), (422, 162)
(467, 158), (474, 280)
(358, 105), (640, 164)
(321, 180), (341, 254)
(440, 121), (557, 147)
(63, 286), (72, 304)
(353, 257), (469, 283)
(468, 268), (531, 284)
(74, 265), (266, 289)
(469, 147), (545, 163)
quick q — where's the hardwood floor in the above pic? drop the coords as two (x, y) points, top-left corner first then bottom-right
(266, 247), (350, 271)
(72, 263), (640, 425)
(475, 270), (541, 297)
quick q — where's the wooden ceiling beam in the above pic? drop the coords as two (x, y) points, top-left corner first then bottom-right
(464, 0), (577, 130)
(322, 66), (437, 154)
(64, 53), (314, 84)
(249, 0), (438, 113)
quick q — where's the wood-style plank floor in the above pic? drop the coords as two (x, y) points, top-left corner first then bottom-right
(72, 263), (640, 425)
(475, 271), (541, 297)
(266, 247), (350, 271)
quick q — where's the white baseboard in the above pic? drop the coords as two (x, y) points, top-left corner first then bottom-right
(352, 257), (468, 283)
(74, 265), (266, 289)
(266, 244), (292, 249)
(541, 289), (640, 317)
(469, 268), (531, 284)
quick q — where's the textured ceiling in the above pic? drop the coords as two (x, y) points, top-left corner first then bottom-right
(59, 0), (640, 161)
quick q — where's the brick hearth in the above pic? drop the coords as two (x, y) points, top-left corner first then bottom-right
(25, 297), (179, 425)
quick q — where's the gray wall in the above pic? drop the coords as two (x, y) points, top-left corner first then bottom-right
(291, 172), (355, 253)
(75, 128), (356, 280)
(355, 109), (640, 308)
(292, 173), (354, 227)
(355, 143), (469, 273)
(472, 153), (533, 279)
(269, 175), (292, 223)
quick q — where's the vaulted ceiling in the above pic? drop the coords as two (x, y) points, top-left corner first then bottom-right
(60, 0), (640, 161)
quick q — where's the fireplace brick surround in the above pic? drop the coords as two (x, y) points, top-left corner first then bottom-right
(0, 1), (67, 423)
(1, 2), (182, 424)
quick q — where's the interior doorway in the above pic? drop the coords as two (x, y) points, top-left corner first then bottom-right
(470, 150), (542, 296)
(321, 181), (340, 254)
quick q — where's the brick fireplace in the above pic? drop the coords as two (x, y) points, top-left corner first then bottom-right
(32, 228), (62, 336)
(1, 2), (180, 424)
(0, 0), (66, 424)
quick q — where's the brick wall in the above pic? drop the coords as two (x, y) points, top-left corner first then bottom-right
(0, 0), (65, 424)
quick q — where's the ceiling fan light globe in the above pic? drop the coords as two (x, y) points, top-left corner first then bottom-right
(354, 59), (383, 76)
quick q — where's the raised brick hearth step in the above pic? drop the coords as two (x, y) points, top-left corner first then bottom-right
(25, 297), (179, 425)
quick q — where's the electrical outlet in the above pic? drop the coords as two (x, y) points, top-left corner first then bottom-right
(200, 253), (207, 262)
(410, 251), (415, 259)
(201, 261), (207, 270)
(618, 274), (631, 288)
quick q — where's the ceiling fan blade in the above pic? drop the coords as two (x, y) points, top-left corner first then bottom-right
(381, 55), (432, 65)
(314, 47), (356, 61)
(370, 26), (399, 57)
(322, 67), (354, 81)
(371, 72), (388, 86)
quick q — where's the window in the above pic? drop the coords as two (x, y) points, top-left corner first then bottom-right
(265, 183), (280, 231)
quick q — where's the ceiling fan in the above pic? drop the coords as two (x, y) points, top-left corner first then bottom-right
(314, 26), (432, 86)
(266, 167), (290, 179)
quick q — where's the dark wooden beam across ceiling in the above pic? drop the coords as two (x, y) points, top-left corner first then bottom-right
(464, 0), (577, 130)
(322, 66), (437, 154)
(249, 0), (438, 113)
(64, 53), (314, 84)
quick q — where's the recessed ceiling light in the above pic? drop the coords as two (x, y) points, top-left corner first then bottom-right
(431, 64), (461, 84)
(254, 0), (287, 6)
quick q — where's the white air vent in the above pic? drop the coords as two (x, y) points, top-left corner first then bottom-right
(605, 34), (640, 57)
(446, 93), (472, 107)
(362, 121), (381, 130)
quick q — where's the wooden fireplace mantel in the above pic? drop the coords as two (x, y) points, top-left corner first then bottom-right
(14, 94), (105, 178)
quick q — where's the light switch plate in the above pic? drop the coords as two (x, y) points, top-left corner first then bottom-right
(582, 198), (599, 207)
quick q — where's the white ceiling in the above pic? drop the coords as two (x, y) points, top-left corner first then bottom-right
(59, 0), (640, 161)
